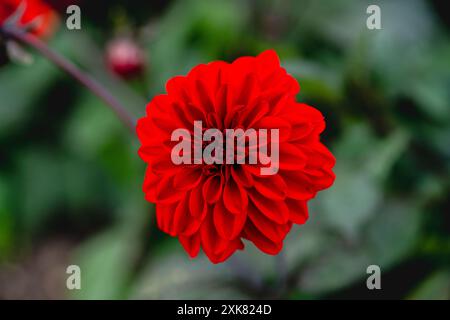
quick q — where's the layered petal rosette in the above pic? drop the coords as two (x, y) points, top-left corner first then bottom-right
(137, 50), (335, 263)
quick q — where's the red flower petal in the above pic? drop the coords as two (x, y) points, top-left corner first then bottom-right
(179, 233), (201, 258)
(279, 143), (307, 171)
(200, 211), (229, 256)
(247, 202), (290, 243)
(202, 174), (224, 204)
(230, 165), (254, 188)
(213, 197), (247, 240)
(0, 0), (57, 37)
(238, 99), (269, 129)
(253, 174), (287, 201)
(249, 190), (289, 224)
(243, 220), (284, 255)
(174, 167), (202, 190)
(254, 116), (291, 142)
(156, 203), (177, 236)
(207, 238), (244, 264)
(175, 193), (202, 236)
(280, 171), (316, 200)
(223, 177), (248, 215)
(189, 183), (207, 219)
(286, 198), (309, 225)
(155, 174), (183, 204)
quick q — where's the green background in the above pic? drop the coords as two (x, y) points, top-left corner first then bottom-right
(0, 0), (449, 299)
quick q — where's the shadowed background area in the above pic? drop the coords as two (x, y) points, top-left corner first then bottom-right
(0, 0), (449, 299)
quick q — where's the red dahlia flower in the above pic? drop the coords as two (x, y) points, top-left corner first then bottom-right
(136, 50), (335, 263)
(0, 0), (57, 37)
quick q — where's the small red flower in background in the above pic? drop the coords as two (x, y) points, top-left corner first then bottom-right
(106, 37), (146, 80)
(136, 50), (335, 263)
(0, 0), (57, 37)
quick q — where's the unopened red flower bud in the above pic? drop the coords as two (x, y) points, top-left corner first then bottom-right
(106, 37), (146, 80)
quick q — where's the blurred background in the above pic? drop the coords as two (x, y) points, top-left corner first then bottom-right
(0, 0), (449, 299)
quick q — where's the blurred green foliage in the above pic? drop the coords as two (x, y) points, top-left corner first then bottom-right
(0, 0), (449, 299)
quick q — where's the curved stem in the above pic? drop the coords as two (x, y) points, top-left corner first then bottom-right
(1, 26), (136, 134)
